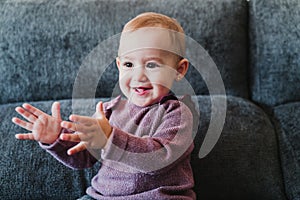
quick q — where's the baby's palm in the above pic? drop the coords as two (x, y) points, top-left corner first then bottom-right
(31, 113), (61, 143)
(13, 102), (62, 144)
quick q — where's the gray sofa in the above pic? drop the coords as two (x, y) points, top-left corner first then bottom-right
(0, 0), (299, 199)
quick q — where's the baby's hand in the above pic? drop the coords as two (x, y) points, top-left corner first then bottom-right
(60, 102), (112, 155)
(12, 102), (62, 144)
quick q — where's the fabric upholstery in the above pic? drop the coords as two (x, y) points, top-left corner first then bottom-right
(249, 0), (300, 107)
(0, 0), (248, 104)
(273, 103), (300, 200)
(0, 100), (100, 200)
(192, 96), (286, 200)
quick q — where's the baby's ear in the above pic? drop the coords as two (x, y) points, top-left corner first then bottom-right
(116, 57), (121, 69)
(177, 58), (189, 77)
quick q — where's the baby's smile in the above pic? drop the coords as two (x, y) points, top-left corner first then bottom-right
(133, 86), (152, 96)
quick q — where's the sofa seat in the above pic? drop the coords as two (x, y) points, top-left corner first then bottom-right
(273, 103), (300, 200)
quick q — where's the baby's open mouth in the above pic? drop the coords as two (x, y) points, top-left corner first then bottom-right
(134, 87), (152, 95)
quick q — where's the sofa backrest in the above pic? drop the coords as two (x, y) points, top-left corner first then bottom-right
(0, 0), (248, 104)
(249, 0), (300, 107)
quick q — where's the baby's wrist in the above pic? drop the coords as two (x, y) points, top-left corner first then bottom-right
(105, 126), (112, 139)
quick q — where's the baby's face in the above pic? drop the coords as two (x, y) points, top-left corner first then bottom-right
(116, 27), (186, 107)
(117, 48), (179, 107)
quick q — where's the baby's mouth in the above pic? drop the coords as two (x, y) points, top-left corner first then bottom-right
(133, 87), (152, 95)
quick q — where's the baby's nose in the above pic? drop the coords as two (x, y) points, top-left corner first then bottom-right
(133, 66), (147, 82)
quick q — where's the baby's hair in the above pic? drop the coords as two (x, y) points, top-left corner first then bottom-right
(123, 12), (184, 34)
(122, 12), (186, 58)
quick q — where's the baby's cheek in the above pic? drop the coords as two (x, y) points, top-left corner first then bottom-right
(119, 73), (130, 86)
(118, 78), (131, 97)
(153, 76), (174, 89)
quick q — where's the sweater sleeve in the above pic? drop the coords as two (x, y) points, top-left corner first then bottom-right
(101, 100), (194, 173)
(39, 128), (98, 170)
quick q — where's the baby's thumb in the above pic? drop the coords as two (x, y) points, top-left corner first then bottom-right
(96, 101), (105, 117)
(52, 101), (62, 120)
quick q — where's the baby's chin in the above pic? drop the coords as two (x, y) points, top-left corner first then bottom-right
(128, 98), (155, 107)
(126, 95), (159, 107)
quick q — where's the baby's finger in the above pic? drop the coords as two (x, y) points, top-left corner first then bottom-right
(61, 121), (76, 130)
(69, 115), (94, 125)
(12, 117), (33, 131)
(15, 133), (35, 140)
(96, 101), (104, 113)
(61, 121), (92, 133)
(15, 107), (38, 123)
(51, 102), (62, 120)
(60, 131), (92, 142)
(95, 102), (106, 119)
(67, 142), (87, 155)
(22, 103), (45, 118)
(60, 133), (81, 142)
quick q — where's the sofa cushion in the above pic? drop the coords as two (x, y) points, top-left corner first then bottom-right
(0, 0), (248, 104)
(249, 0), (300, 107)
(273, 102), (300, 200)
(192, 96), (286, 200)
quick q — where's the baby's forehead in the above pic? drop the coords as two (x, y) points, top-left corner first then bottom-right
(120, 48), (171, 57)
(118, 48), (179, 62)
(118, 27), (185, 58)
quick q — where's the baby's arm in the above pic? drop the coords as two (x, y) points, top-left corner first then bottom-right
(12, 102), (62, 144)
(12, 102), (99, 169)
(101, 101), (194, 173)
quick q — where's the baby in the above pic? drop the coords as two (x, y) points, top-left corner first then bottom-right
(12, 12), (196, 199)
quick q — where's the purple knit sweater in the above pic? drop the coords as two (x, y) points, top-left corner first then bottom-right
(40, 94), (196, 199)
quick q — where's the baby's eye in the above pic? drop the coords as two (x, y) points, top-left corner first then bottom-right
(146, 62), (160, 69)
(123, 62), (133, 68)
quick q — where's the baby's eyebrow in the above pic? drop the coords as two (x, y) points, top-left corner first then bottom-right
(142, 57), (164, 63)
(119, 56), (164, 63)
(119, 55), (133, 60)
